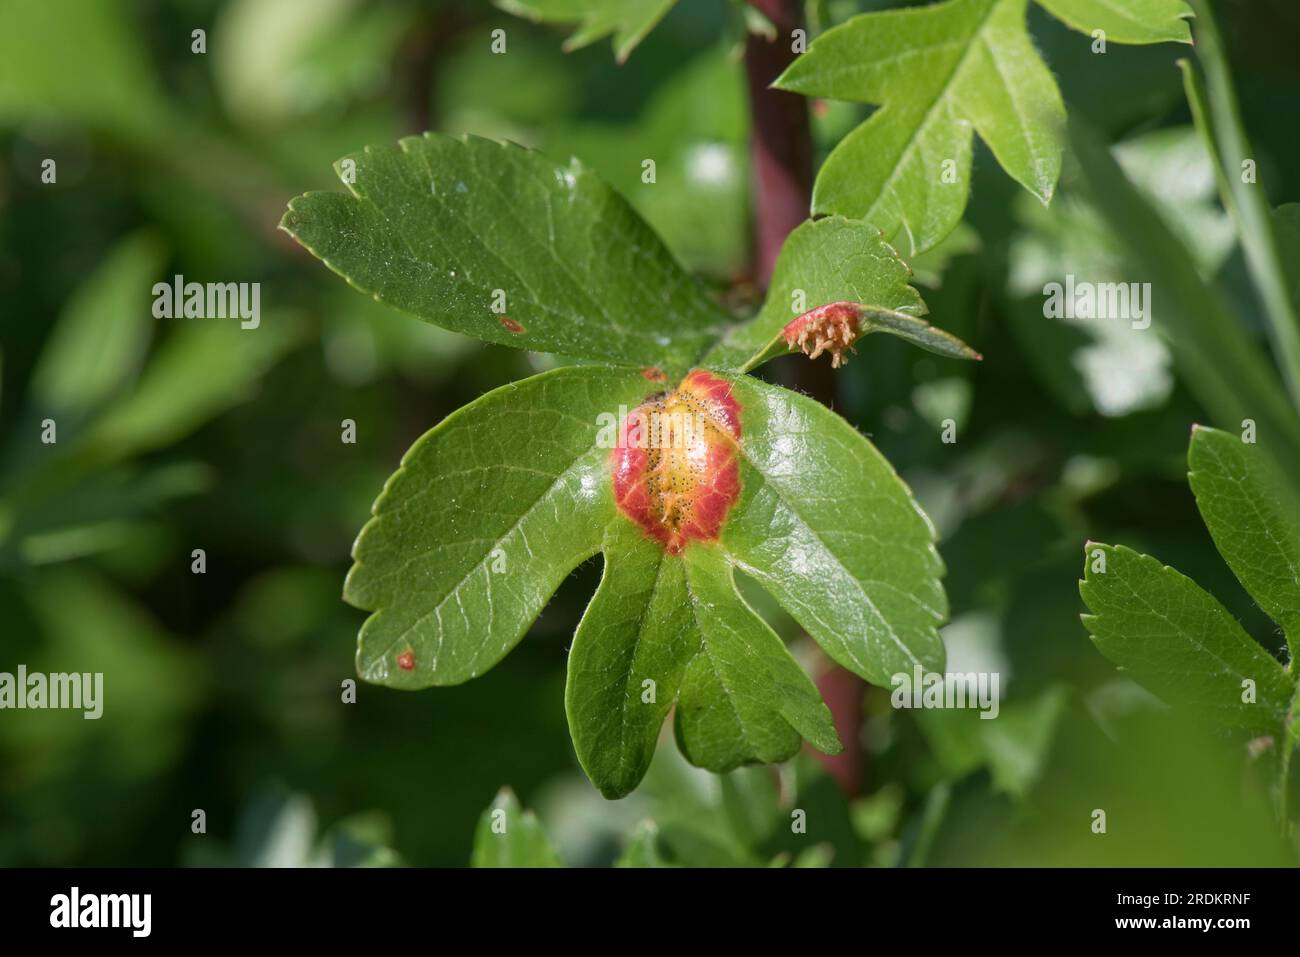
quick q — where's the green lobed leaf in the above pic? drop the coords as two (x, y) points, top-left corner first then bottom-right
(1188, 425), (1300, 645)
(347, 365), (659, 688)
(566, 520), (701, 798)
(719, 374), (948, 687)
(673, 545), (841, 774)
(471, 788), (563, 867)
(776, 0), (1065, 256)
(567, 521), (840, 798)
(1035, 0), (1192, 44)
(1079, 543), (1293, 737)
(281, 134), (731, 375)
(703, 216), (930, 372)
(496, 0), (679, 63)
(777, 0), (1193, 256)
(350, 363), (944, 795)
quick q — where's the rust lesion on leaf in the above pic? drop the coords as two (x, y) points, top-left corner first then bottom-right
(783, 301), (862, 368)
(611, 370), (741, 555)
(396, 649), (416, 671)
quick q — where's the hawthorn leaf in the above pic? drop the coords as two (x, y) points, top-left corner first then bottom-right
(496, 0), (678, 63)
(1079, 543), (1293, 737)
(471, 788), (562, 867)
(568, 520), (840, 797)
(1035, 0), (1192, 45)
(719, 374), (948, 686)
(1068, 117), (1300, 480)
(674, 545), (842, 774)
(347, 365), (659, 688)
(566, 520), (700, 798)
(1188, 425), (1300, 642)
(281, 133), (730, 375)
(776, 0), (1066, 256)
(704, 216), (935, 372)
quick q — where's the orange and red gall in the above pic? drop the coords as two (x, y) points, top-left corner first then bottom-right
(611, 369), (742, 555)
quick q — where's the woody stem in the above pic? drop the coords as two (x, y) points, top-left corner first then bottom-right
(744, 0), (865, 797)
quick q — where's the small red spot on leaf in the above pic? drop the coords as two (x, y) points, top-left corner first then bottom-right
(611, 369), (742, 555)
(641, 366), (667, 383)
(397, 650), (415, 671)
(498, 316), (524, 334)
(783, 301), (862, 368)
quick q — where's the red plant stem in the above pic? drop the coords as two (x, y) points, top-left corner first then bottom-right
(743, 0), (814, 286)
(743, 1), (865, 797)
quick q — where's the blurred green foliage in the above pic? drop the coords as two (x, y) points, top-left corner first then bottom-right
(1, 0), (1298, 866)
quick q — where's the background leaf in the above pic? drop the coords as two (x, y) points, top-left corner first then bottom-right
(30, 232), (165, 420)
(497, 0), (679, 63)
(1003, 126), (1232, 418)
(1068, 117), (1300, 480)
(1035, 0), (1192, 44)
(1079, 543), (1293, 737)
(614, 820), (672, 866)
(471, 788), (563, 867)
(1188, 425), (1300, 649)
(1181, 0), (1300, 412)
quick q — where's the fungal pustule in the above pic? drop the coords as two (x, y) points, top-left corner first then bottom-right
(782, 301), (863, 368)
(611, 369), (741, 554)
